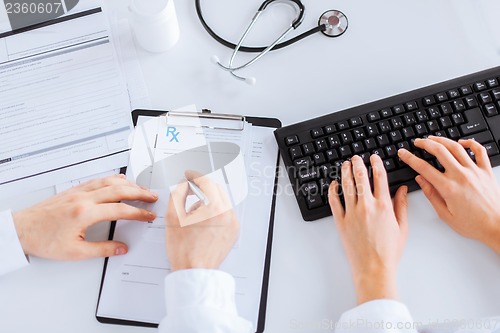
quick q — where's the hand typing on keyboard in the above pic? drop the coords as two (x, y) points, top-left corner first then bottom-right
(328, 154), (409, 305)
(399, 136), (500, 254)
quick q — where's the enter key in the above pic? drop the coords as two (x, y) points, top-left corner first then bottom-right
(460, 108), (488, 135)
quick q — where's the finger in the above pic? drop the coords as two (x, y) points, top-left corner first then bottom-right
(328, 180), (345, 221)
(427, 136), (474, 168)
(341, 160), (356, 209)
(169, 181), (190, 225)
(370, 154), (390, 199)
(393, 186), (408, 233)
(185, 170), (220, 199)
(398, 148), (443, 186)
(459, 139), (492, 171)
(74, 175), (140, 192)
(75, 240), (129, 259)
(413, 138), (463, 172)
(90, 202), (155, 226)
(414, 175), (451, 221)
(351, 155), (372, 201)
(91, 186), (158, 204)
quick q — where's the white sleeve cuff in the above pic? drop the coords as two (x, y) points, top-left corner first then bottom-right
(336, 299), (418, 333)
(0, 210), (29, 276)
(159, 269), (253, 333)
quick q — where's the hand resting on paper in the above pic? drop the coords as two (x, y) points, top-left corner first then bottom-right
(12, 175), (158, 260)
(165, 170), (239, 271)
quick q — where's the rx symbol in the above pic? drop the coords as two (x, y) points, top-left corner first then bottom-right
(166, 127), (180, 142)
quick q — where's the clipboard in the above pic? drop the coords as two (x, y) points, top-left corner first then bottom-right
(96, 109), (282, 333)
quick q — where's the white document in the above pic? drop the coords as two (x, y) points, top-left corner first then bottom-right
(97, 114), (279, 329)
(0, 4), (133, 199)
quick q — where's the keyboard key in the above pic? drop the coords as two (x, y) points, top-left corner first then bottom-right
(313, 153), (326, 165)
(404, 114), (417, 126)
(487, 78), (499, 88)
(364, 138), (377, 150)
(340, 132), (354, 144)
(479, 92), (493, 104)
(405, 101), (418, 111)
(302, 143), (315, 155)
(306, 192), (323, 209)
(286, 135), (299, 146)
(474, 82), (487, 92)
(301, 181), (319, 195)
(427, 107), (441, 119)
(387, 168), (418, 186)
(434, 130), (446, 137)
(315, 139), (328, 151)
(385, 145), (398, 158)
(339, 145), (352, 158)
(460, 85), (473, 95)
(402, 127), (416, 139)
(389, 130), (403, 143)
(423, 96), (436, 106)
(372, 148), (386, 159)
(328, 135), (341, 148)
(392, 105), (405, 114)
(465, 96), (478, 108)
(484, 104), (499, 117)
(325, 150), (339, 162)
(349, 117), (363, 127)
(324, 124), (336, 134)
(289, 146), (303, 160)
(448, 89), (460, 99)
(319, 178), (332, 195)
(367, 112), (381, 122)
(353, 128), (366, 140)
(294, 156), (313, 168)
(427, 120), (440, 132)
(435, 92), (448, 102)
(452, 99), (466, 112)
(484, 142), (500, 156)
(451, 113), (465, 125)
(352, 142), (364, 154)
(366, 124), (379, 137)
(298, 168), (319, 183)
(460, 108), (487, 135)
(462, 131), (494, 144)
(337, 121), (349, 131)
(447, 127), (460, 139)
(415, 123), (428, 136)
(311, 128), (324, 138)
(397, 141), (411, 151)
(380, 108), (393, 118)
(492, 89), (500, 101)
(379, 121), (391, 133)
(383, 158), (396, 171)
(391, 117), (404, 129)
(439, 116), (452, 129)
(376, 134), (390, 146)
(416, 110), (428, 121)
(440, 103), (453, 115)
(359, 152), (371, 164)
(319, 164), (336, 178)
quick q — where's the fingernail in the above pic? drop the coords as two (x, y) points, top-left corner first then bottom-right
(115, 247), (127, 255)
(151, 192), (158, 199)
(148, 211), (156, 219)
(398, 148), (408, 156)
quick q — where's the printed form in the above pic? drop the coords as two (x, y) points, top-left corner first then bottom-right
(97, 114), (279, 329)
(0, 5), (133, 198)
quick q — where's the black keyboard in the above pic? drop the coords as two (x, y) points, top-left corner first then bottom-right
(275, 66), (500, 221)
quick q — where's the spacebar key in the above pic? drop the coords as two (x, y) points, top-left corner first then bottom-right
(387, 168), (418, 186)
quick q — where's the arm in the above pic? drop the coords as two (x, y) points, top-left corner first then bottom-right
(329, 155), (418, 332)
(0, 210), (29, 276)
(399, 136), (500, 254)
(159, 171), (252, 333)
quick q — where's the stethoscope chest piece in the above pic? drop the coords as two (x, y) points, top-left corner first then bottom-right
(319, 10), (348, 37)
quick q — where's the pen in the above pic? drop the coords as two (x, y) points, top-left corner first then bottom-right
(185, 178), (210, 206)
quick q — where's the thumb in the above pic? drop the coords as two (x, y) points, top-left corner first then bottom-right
(77, 240), (128, 259)
(394, 185), (409, 231)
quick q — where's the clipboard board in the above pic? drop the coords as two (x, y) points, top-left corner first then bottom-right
(96, 109), (281, 333)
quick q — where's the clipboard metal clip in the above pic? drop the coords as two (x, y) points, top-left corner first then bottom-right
(164, 110), (246, 131)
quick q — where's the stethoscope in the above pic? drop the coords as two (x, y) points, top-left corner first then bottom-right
(195, 0), (349, 84)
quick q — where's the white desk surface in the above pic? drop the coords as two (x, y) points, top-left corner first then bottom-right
(1, 0), (500, 332)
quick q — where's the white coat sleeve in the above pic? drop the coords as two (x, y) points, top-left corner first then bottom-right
(0, 210), (29, 276)
(158, 269), (253, 333)
(335, 299), (419, 333)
